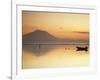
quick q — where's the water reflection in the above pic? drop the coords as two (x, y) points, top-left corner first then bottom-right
(22, 44), (89, 68)
(23, 44), (88, 56)
(23, 44), (55, 56)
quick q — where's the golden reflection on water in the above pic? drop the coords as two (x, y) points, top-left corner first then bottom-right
(22, 45), (89, 69)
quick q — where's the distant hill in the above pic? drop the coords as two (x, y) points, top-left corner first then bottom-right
(23, 30), (57, 43)
(23, 29), (88, 44)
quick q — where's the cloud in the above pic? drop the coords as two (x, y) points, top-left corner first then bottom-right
(72, 31), (89, 34)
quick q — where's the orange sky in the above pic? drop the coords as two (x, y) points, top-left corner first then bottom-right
(22, 11), (89, 41)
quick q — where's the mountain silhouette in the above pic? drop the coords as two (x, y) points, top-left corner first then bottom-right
(23, 30), (60, 44)
(23, 29), (88, 44)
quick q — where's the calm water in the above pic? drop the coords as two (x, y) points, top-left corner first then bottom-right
(22, 44), (89, 69)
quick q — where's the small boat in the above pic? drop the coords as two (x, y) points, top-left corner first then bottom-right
(76, 46), (88, 51)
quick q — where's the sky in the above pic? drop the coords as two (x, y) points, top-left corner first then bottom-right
(22, 11), (89, 41)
